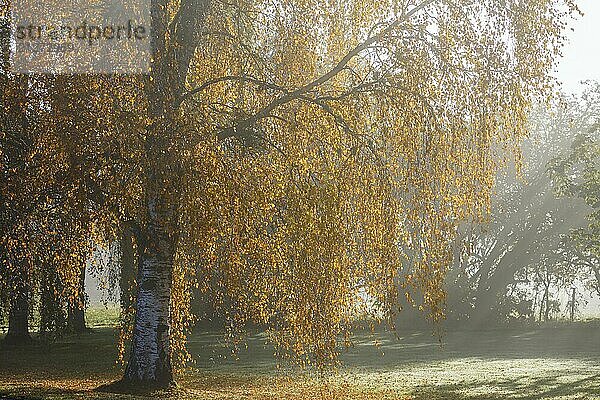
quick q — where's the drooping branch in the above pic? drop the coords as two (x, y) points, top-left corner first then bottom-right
(182, 0), (438, 137)
(245, 0), (438, 123)
(177, 75), (287, 107)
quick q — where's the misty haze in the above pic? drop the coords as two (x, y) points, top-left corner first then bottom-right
(1, 0), (599, 399)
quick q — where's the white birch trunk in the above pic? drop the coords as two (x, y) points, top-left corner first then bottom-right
(123, 197), (175, 386)
(119, 0), (209, 387)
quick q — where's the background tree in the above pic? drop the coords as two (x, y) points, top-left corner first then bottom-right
(549, 84), (600, 298)
(445, 85), (600, 325)
(1, 1), (144, 341)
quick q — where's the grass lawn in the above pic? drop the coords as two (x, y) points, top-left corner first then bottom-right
(0, 312), (599, 399)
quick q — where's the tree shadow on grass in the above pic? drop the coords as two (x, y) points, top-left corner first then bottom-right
(410, 373), (600, 400)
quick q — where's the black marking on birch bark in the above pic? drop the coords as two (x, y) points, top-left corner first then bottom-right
(140, 278), (157, 291)
(157, 323), (168, 334)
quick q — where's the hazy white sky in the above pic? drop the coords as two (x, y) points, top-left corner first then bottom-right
(555, 0), (600, 93)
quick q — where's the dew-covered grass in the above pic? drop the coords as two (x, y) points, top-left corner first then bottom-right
(1, 311), (599, 399)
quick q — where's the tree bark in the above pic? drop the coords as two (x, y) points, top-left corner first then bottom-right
(4, 287), (31, 345)
(122, 192), (177, 386)
(543, 284), (550, 322)
(118, 0), (209, 388)
(120, 225), (138, 313)
(68, 304), (86, 333)
(68, 264), (87, 334)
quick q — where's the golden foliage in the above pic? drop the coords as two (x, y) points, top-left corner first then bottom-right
(1, 0), (580, 373)
(167, 0), (579, 369)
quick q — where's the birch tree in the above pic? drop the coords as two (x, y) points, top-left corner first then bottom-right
(1, 0), (580, 388)
(110, 0), (580, 388)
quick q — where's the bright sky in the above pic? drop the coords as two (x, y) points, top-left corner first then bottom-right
(555, 0), (600, 93)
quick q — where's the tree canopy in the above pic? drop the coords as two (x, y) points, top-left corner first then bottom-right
(0, 0), (581, 385)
